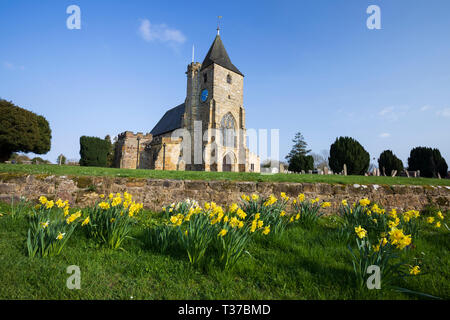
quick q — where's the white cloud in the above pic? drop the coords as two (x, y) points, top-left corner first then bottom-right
(437, 108), (450, 118)
(378, 106), (410, 121)
(379, 133), (390, 138)
(420, 105), (431, 111)
(3, 61), (25, 70)
(138, 19), (186, 45)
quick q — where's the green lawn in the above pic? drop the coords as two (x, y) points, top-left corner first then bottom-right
(1, 163), (449, 186)
(0, 202), (448, 300)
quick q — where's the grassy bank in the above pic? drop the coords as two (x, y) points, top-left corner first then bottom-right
(1, 163), (449, 186)
(0, 201), (448, 300)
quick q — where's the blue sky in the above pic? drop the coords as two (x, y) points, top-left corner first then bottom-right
(1, 0), (449, 166)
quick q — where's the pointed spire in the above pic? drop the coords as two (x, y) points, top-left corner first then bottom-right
(200, 33), (243, 76)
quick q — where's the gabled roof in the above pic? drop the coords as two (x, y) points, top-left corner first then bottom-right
(200, 35), (243, 76)
(150, 103), (185, 136)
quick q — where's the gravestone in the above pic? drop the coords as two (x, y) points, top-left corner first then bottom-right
(343, 164), (347, 176)
(324, 166), (329, 175)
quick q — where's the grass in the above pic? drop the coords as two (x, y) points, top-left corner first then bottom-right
(0, 201), (448, 300)
(1, 163), (450, 186)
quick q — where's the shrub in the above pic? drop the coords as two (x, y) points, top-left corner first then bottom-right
(378, 150), (404, 176)
(79, 136), (110, 167)
(328, 137), (370, 175)
(408, 147), (448, 178)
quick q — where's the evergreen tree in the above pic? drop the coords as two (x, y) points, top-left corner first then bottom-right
(378, 150), (404, 175)
(288, 154), (314, 173)
(0, 99), (51, 162)
(79, 136), (110, 167)
(328, 137), (370, 175)
(408, 147), (448, 178)
(285, 132), (311, 163)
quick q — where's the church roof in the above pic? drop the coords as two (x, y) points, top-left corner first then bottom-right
(200, 35), (244, 76)
(150, 103), (185, 136)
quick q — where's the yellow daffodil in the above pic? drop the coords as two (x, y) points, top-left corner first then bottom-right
(39, 196), (48, 205)
(321, 202), (331, 208)
(409, 265), (420, 275)
(56, 232), (65, 240)
(427, 217), (435, 224)
(81, 216), (90, 226)
(218, 229), (228, 237)
(262, 226), (270, 235)
(354, 225), (367, 239)
(359, 198), (370, 207)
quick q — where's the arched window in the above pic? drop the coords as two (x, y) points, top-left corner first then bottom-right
(221, 113), (236, 148)
(227, 74), (232, 84)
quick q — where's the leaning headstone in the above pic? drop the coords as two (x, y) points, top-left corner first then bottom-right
(438, 173), (442, 179)
(391, 170), (397, 177)
(405, 170), (410, 178)
(343, 164), (347, 176)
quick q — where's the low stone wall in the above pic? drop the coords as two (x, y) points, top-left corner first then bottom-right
(0, 173), (449, 213)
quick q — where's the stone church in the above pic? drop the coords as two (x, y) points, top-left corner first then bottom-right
(114, 30), (260, 172)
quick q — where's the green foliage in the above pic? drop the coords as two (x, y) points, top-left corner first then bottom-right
(408, 147), (448, 178)
(0, 99), (51, 162)
(285, 132), (311, 163)
(56, 154), (66, 165)
(0, 199), (448, 299)
(378, 150), (404, 176)
(288, 154), (314, 173)
(79, 136), (110, 167)
(240, 193), (290, 236)
(27, 200), (81, 258)
(292, 195), (327, 228)
(84, 193), (141, 249)
(348, 237), (406, 290)
(9, 196), (29, 219)
(104, 135), (116, 168)
(329, 136), (370, 175)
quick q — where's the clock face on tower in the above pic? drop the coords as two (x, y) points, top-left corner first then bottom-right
(201, 89), (208, 102)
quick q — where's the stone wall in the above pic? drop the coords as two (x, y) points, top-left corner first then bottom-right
(115, 131), (153, 169)
(0, 173), (449, 213)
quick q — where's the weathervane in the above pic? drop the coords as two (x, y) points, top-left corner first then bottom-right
(217, 16), (222, 35)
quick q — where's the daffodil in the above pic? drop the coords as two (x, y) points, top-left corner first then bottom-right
(56, 232), (65, 240)
(81, 216), (90, 226)
(359, 198), (370, 207)
(218, 229), (228, 237)
(409, 265), (420, 275)
(354, 225), (367, 239)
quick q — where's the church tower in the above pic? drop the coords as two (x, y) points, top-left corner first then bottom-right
(184, 29), (249, 171)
